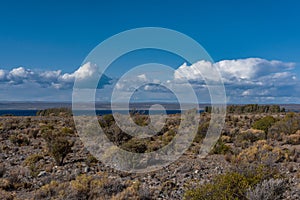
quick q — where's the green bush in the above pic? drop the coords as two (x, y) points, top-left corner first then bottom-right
(61, 127), (74, 135)
(121, 138), (148, 153)
(99, 114), (115, 127)
(86, 154), (98, 166)
(211, 140), (231, 155)
(185, 164), (281, 200)
(252, 116), (277, 135)
(23, 154), (43, 166)
(42, 131), (74, 166)
(185, 172), (249, 200)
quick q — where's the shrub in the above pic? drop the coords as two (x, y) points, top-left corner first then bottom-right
(6, 167), (31, 190)
(42, 131), (74, 166)
(184, 164), (281, 200)
(121, 138), (148, 153)
(23, 154), (44, 177)
(220, 135), (232, 143)
(236, 140), (287, 164)
(9, 133), (30, 146)
(146, 140), (163, 152)
(193, 121), (209, 143)
(132, 114), (149, 126)
(34, 181), (63, 199)
(86, 154), (98, 166)
(35, 174), (128, 200)
(0, 178), (11, 190)
(0, 189), (14, 200)
(99, 114), (115, 127)
(269, 112), (300, 138)
(23, 154), (44, 166)
(48, 137), (73, 166)
(211, 140), (231, 155)
(0, 164), (6, 178)
(235, 129), (265, 148)
(28, 128), (39, 139)
(246, 178), (287, 200)
(161, 129), (176, 145)
(185, 172), (249, 200)
(104, 123), (132, 145)
(252, 116), (277, 136)
(70, 174), (93, 197)
(284, 130), (300, 145)
(111, 181), (141, 200)
(61, 127), (74, 135)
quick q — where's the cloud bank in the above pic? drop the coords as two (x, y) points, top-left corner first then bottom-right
(0, 62), (111, 89)
(0, 58), (299, 103)
(173, 58), (298, 103)
(111, 58), (298, 103)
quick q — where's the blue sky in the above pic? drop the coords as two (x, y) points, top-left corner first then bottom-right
(0, 0), (300, 103)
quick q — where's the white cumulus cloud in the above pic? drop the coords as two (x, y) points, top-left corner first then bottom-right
(0, 69), (6, 80)
(60, 62), (101, 82)
(0, 58), (299, 103)
(0, 62), (111, 90)
(172, 58), (298, 103)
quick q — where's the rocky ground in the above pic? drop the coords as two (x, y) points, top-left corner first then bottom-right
(0, 112), (299, 199)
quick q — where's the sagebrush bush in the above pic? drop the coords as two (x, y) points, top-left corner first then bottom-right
(0, 189), (14, 200)
(284, 130), (300, 145)
(7, 167), (31, 190)
(103, 123), (132, 145)
(184, 164), (281, 200)
(246, 178), (287, 200)
(235, 129), (265, 148)
(268, 112), (300, 138)
(35, 174), (137, 200)
(23, 154), (44, 177)
(236, 140), (287, 163)
(9, 133), (30, 146)
(0, 178), (11, 190)
(34, 181), (63, 199)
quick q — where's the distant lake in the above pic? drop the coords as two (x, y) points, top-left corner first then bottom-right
(0, 109), (200, 116)
(0, 110), (38, 116)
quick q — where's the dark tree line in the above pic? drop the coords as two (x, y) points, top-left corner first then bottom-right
(36, 107), (72, 116)
(205, 104), (285, 114)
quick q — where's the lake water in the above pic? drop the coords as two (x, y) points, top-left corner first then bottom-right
(0, 109), (197, 116)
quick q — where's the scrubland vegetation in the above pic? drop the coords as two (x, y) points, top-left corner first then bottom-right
(0, 106), (299, 199)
